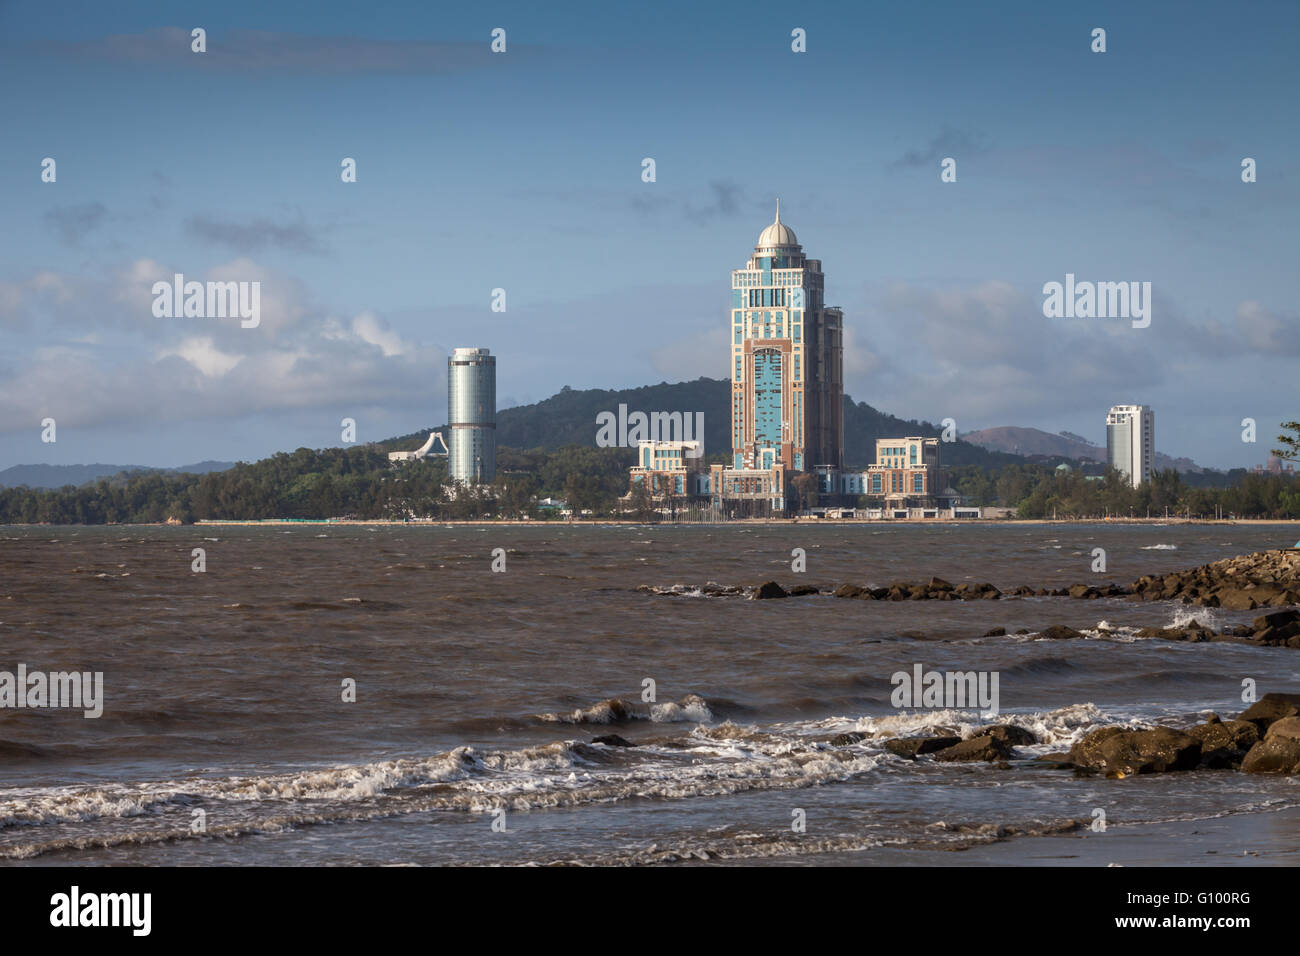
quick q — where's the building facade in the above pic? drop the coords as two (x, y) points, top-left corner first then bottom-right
(448, 347), (496, 484)
(840, 437), (950, 509)
(629, 440), (710, 497)
(709, 202), (844, 513)
(1106, 404), (1154, 489)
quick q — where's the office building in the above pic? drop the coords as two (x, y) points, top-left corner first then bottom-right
(448, 347), (496, 484)
(1106, 404), (1154, 489)
(709, 202), (844, 513)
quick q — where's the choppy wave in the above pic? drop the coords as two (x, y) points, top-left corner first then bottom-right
(534, 694), (714, 724)
(0, 701), (1138, 860)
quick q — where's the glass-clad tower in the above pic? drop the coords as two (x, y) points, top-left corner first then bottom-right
(448, 347), (496, 484)
(730, 202), (843, 474)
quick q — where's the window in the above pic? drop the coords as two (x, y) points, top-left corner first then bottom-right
(913, 473), (923, 493)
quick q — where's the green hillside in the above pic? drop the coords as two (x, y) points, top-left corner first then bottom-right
(381, 377), (1019, 469)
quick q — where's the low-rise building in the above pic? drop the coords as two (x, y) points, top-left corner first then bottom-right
(629, 440), (709, 497)
(840, 437), (953, 509)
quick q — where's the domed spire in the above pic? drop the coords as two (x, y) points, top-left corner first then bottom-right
(757, 199), (798, 248)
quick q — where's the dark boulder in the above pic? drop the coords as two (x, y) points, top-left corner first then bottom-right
(753, 581), (789, 599)
(1032, 752), (1076, 769)
(832, 584), (869, 599)
(974, 724), (1037, 746)
(1038, 624), (1085, 640)
(1188, 716), (1259, 753)
(1067, 726), (1202, 776)
(1238, 693), (1300, 732)
(983, 626), (1006, 637)
(591, 734), (634, 747)
(787, 584), (820, 596)
(933, 735), (1012, 762)
(830, 731), (868, 746)
(1242, 717), (1300, 774)
(884, 735), (961, 759)
(1215, 588), (1258, 611)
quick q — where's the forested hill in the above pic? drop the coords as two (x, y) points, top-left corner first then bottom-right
(380, 377), (1019, 469)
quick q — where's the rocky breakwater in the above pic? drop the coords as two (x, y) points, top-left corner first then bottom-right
(1131, 548), (1300, 610)
(845, 693), (1300, 778)
(1048, 693), (1300, 777)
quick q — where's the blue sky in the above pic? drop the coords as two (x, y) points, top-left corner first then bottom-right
(1, 0), (1296, 471)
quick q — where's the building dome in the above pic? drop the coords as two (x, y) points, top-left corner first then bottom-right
(756, 199), (798, 248)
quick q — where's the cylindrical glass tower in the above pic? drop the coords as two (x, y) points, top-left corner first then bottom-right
(447, 347), (496, 484)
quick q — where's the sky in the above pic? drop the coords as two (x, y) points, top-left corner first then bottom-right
(1, 0), (1296, 471)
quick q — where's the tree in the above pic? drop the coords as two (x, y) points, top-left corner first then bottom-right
(627, 480), (656, 521)
(791, 473), (818, 512)
(1273, 421), (1300, 462)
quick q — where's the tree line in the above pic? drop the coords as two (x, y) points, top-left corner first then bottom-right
(2, 435), (1297, 523)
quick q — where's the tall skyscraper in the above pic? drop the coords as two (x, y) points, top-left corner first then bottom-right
(708, 203), (844, 513)
(729, 201), (843, 474)
(1106, 404), (1154, 489)
(448, 347), (496, 484)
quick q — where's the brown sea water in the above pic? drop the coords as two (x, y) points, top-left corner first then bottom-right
(1, 522), (1298, 865)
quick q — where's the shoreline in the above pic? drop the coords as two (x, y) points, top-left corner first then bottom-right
(4, 517), (1290, 528)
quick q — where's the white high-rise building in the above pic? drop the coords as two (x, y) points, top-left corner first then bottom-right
(448, 347), (496, 484)
(1106, 404), (1155, 488)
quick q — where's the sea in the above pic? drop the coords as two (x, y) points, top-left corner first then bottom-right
(1, 522), (1298, 866)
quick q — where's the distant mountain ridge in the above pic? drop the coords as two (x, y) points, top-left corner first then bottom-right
(380, 377), (1021, 469)
(11, 387), (1208, 490)
(0, 461), (237, 490)
(961, 426), (1206, 473)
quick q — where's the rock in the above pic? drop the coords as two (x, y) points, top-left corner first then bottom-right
(787, 584), (820, 596)
(1135, 626), (1173, 638)
(1242, 717), (1300, 774)
(1238, 693), (1300, 732)
(933, 735), (1012, 762)
(832, 584), (869, 599)
(753, 581), (789, 599)
(830, 731), (867, 746)
(1266, 716), (1300, 741)
(1215, 588), (1258, 611)
(974, 724), (1037, 746)
(1032, 752), (1075, 769)
(928, 577), (954, 591)
(591, 734), (634, 747)
(1038, 624), (1085, 640)
(1188, 717), (1259, 765)
(1255, 621), (1300, 645)
(983, 626), (1006, 637)
(1188, 717), (1259, 750)
(884, 736), (961, 759)
(1068, 584), (1098, 599)
(1067, 726), (1202, 776)
(1127, 551), (1300, 608)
